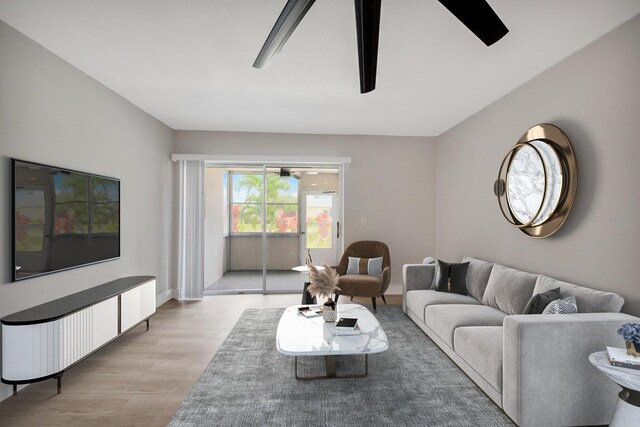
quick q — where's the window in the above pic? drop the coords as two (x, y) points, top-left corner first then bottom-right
(231, 172), (299, 233)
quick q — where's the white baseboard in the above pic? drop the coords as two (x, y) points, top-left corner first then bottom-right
(157, 288), (176, 306)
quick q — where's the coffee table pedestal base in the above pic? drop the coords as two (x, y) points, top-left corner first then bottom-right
(294, 355), (368, 380)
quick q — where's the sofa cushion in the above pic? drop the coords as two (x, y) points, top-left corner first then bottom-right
(462, 257), (494, 302)
(482, 264), (537, 315)
(454, 326), (504, 393)
(405, 290), (481, 323)
(434, 260), (469, 295)
(534, 275), (624, 313)
(425, 304), (507, 348)
(523, 287), (562, 314)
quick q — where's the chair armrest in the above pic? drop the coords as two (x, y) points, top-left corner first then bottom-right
(380, 266), (391, 294)
(331, 265), (346, 276)
(503, 312), (638, 427)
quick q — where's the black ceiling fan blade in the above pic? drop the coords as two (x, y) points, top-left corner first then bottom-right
(354, 0), (382, 94)
(253, 0), (317, 69)
(437, 0), (508, 46)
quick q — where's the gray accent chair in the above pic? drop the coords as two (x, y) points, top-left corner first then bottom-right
(403, 256), (636, 427)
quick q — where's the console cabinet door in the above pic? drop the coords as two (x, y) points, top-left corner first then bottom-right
(92, 296), (118, 350)
(120, 280), (156, 332)
(120, 286), (141, 332)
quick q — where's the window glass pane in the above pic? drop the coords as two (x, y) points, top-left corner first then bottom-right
(90, 177), (119, 233)
(55, 203), (88, 234)
(306, 195), (332, 249)
(267, 205), (298, 233)
(232, 173), (263, 203)
(15, 190), (45, 252)
(232, 203), (262, 232)
(267, 176), (298, 203)
(54, 173), (87, 202)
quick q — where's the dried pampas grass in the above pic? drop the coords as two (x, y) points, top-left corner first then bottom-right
(307, 265), (340, 299)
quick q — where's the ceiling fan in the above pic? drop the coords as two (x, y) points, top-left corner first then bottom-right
(253, 0), (509, 94)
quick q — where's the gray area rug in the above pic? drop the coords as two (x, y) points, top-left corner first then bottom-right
(170, 306), (514, 426)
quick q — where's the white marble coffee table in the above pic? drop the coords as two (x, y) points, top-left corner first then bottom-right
(589, 351), (640, 426)
(276, 304), (389, 380)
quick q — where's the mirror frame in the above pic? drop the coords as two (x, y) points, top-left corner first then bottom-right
(494, 123), (577, 238)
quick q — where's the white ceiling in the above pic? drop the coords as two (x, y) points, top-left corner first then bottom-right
(1, 1), (639, 137)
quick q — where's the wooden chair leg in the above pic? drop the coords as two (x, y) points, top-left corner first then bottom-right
(371, 297), (377, 312)
(334, 294), (340, 303)
(381, 294), (387, 304)
(350, 296), (353, 301)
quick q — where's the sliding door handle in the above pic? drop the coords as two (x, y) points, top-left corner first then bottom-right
(337, 222), (340, 239)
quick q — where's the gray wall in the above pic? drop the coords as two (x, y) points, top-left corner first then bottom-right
(0, 21), (174, 398)
(435, 15), (640, 316)
(174, 132), (438, 290)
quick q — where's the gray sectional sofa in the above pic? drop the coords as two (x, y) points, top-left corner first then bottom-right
(402, 256), (637, 427)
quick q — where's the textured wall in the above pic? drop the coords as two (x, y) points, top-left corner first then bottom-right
(174, 132), (437, 290)
(435, 15), (640, 316)
(0, 21), (174, 398)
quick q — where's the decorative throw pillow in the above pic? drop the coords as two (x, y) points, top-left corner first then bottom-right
(346, 256), (383, 276)
(542, 296), (578, 314)
(523, 287), (562, 314)
(434, 260), (469, 295)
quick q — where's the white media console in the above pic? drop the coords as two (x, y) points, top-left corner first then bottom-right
(1, 276), (156, 395)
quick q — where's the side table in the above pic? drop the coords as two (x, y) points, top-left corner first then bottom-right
(589, 351), (640, 426)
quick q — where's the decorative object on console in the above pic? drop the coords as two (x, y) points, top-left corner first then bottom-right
(307, 264), (340, 322)
(434, 260), (469, 295)
(617, 322), (640, 357)
(494, 123), (577, 238)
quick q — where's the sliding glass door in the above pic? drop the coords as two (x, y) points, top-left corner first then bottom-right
(203, 164), (342, 295)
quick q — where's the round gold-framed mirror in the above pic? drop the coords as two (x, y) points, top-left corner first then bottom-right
(494, 124), (577, 238)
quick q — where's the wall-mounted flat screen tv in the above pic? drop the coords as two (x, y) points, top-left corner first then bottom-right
(12, 159), (120, 281)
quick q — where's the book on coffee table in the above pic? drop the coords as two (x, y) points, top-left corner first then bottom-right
(336, 317), (359, 334)
(298, 306), (322, 318)
(607, 346), (640, 370)
(337, 324), (361, 336)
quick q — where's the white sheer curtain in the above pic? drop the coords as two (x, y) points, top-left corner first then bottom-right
(177, 160), (205, 300)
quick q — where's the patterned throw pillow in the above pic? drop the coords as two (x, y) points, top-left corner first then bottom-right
(542, 296), (578, 314)
(346, 256), (383, 275)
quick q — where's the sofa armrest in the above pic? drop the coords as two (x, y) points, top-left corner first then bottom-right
(402, 264), (435, 312)
(503, 312), (638, 427)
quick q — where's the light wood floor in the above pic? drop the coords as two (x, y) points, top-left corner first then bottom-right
(0, 294), (402, 426)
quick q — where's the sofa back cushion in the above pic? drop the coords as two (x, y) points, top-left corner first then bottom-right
(482, 264), (537, 315)
(534, 275), (624, 313)
(462, 256), (494, 302)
